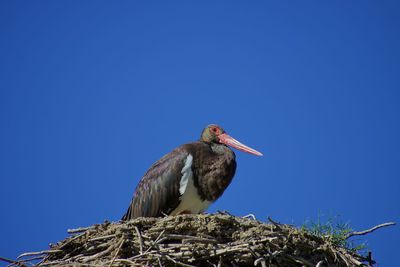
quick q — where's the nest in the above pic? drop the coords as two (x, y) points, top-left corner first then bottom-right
(12, 213), (374, 267)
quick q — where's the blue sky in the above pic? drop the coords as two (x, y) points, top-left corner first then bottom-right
(1, 1), (399, 265)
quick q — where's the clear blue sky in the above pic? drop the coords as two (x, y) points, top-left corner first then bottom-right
(1, 1), (399, 265)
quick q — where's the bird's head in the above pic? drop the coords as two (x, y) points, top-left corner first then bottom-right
(200, 124), (263, 156)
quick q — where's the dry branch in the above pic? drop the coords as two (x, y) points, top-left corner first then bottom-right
(345, 222), (396, 239)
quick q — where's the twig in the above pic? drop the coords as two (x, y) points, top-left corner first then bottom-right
(0, 257), (29, 267)
(40, 262), (105, 267)
(164, 254), (195, 267)
(108, 237), (125, 267)
(89, 234), (117, 242)
(345, 222), (396, 239)
(243, 214), (257, 220)
(216, 210), (233, 216)
(59, 232), (85, 249)
(366, 251), (375, 267)
(80, 240), (118, 263)
(144, 230), (165, 253)
(17, 255), (46, 263)
(113, 258), (139, 265)
(67, 225), (95, 234)
(157, 256), (163, 267)
(217, 257), (223, 267)
(254, 257), (267, 267)
(17, 250), (62, 259)
(134, 226), (144, 255)
(160, 234), (217, 244)
(267, 217), (282, 230)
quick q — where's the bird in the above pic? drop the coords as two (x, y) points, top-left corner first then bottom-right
(122, 124), (262, 220)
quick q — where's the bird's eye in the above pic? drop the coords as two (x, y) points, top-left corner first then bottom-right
(212, 127), (218, 133)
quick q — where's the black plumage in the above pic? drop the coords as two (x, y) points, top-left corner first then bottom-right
(122, 124), (261, 220)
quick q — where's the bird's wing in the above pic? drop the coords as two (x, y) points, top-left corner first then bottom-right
(122, 149), (189, 220)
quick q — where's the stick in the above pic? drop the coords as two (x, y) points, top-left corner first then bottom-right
(113, 258), (138, 265)
(242, 214), (257, 220)
(346, 222), (396, 239)
(0, 257), (29, 267)
(254, 257), (267, 267)
(367, 251), (375, 267)
(17, 250), (62, 259)
(267, 217), (282, 230)
(89, 234), (117, 242)
(67, 225), (95, 234)
(164, 254), (195, 267)
(162, 234), (217, 244)
(138, 230), (166, 256)
(108, 237), (125, 267)
(80, 241), (117, 263)
(135, 226), (144, 255)
(59, 232), (85, 249)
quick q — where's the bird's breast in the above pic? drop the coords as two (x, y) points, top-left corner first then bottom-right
(192, 144), (237, 202)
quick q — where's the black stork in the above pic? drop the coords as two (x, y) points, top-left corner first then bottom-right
(122, 124), (262, 220)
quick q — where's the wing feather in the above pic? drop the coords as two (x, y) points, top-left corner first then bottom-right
(122, 150), (188, 220)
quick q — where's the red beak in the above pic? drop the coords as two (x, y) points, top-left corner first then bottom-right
(218, 133), (263, 156)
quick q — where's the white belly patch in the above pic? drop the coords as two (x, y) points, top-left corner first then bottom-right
(170, 154), (211, 215)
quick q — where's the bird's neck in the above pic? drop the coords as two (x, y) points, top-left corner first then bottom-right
(210, 143), (231, 155)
